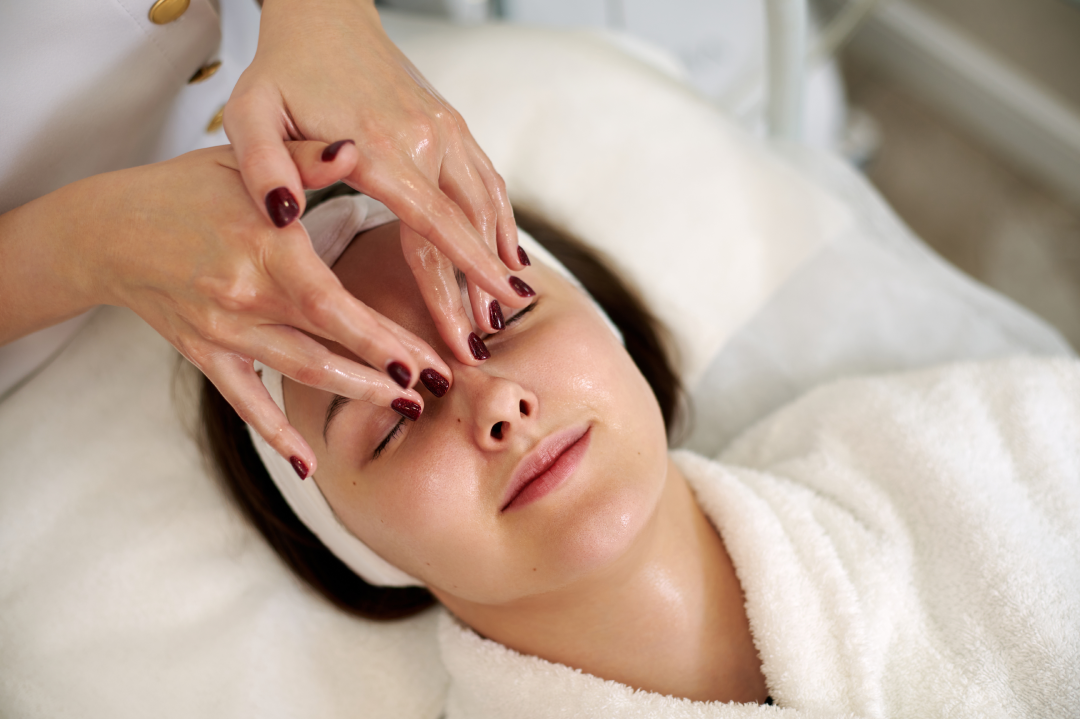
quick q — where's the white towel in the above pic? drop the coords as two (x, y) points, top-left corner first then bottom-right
(437, 357), (1080, 718)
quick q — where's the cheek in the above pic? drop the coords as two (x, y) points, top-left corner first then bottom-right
(499, 313), (671, 583)
(345, 437), (501, 592)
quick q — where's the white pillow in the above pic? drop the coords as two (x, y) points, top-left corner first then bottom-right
(0, 309), (448, 718)
(1, 14), (1071, 718)
(386, 13), (851, 385)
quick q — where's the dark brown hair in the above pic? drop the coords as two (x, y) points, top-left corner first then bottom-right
(200, 187), (684, 620)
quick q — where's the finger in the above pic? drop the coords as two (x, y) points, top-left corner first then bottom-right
(252, 324), (424, 409)
(223, 87), (306, 229)
(266, 229), (422, 389)
(284, 139), (360, 191)
(469, 281), (503, 336)
(435, 151), (512, 335)
(460, 133), (524, 270)
(399, 223), (489, 366)
(437, 147), (499, 254)
(352, 160), (533, 309)
(275, 288), (455, 400)
(370, 312), (455, 398)
(202, 349), (318, 476)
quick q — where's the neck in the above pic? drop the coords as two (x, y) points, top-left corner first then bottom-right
(436, 456), (767, 704)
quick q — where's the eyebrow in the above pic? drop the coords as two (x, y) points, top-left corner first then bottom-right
(323, 394), (350, 442)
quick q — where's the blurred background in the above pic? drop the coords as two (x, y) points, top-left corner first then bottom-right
(379, 0), (1080, 350)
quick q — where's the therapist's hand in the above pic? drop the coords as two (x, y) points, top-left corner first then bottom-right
(224, 0), (533, 366)
(0, 143), (451, 475)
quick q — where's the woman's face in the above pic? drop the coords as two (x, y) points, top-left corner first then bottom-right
(284, 221), (669, 605)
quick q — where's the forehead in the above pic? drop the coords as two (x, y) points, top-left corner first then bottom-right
(331, 221), (441, 345)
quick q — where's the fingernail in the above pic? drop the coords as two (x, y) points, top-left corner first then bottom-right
(391, 398), (422, 421)
(517, 246), (531, 266)
(420, 368), (449, 397)
(489, 300), (505, 331)
(509, 276), (535, 298)
(321, 139), (355, 162)
(469, 332), (491, 361)
(387, 361), (411, 389)
(290, 456), (309, 480)
(265, 187), (300, 228)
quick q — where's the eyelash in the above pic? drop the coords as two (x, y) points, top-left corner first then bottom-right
(373, 418), (405, 459)
(373, 299), (540, 459)
(484, 299), (537, 338)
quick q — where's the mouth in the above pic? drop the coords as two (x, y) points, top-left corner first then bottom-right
(501, 425), (592, 513)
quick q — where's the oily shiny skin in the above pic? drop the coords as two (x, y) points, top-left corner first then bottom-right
(283, 221), (669, 605)
(225, 0), (531, 367)
(282, 223), (769, 705)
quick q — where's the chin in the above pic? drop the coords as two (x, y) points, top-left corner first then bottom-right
(542, 446), (667, 583)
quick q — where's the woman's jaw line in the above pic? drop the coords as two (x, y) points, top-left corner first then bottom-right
(431, 459), (694, 641)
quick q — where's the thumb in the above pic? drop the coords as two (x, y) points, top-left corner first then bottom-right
(284, 139), (361, 191)
(224, 87), (306, 228)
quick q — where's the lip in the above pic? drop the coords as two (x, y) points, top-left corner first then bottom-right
(501, 425), (591, 512)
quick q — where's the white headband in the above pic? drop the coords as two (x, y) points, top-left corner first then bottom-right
(246, 194), (621, 587)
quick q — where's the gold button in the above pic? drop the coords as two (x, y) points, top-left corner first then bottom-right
(148, 0), (190, 24)
(206, 105), (225, 134)
(188, 60), (222, 84)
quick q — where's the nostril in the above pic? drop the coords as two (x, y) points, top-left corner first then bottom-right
(490, 421), (504, 440)
(519, 400), (530, 417)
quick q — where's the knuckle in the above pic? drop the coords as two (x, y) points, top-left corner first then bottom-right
(238, 142), (281, 177)
(478, 202), (498, 232)
(298, 287), (336, 325)
(197, 310), (235, 346)
(211, 276), (260, 313)
(230, 397), (258, 427)
(174, 334), (204, 366)
(291, 361), (325, 388)
(410, 115), (440, 147)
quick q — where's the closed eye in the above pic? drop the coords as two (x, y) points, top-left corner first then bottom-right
(482, 298), (539, 339)
(324, 394), (350, 442)
(373, 417), (406, 459)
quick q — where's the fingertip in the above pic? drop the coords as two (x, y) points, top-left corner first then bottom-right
(386, 360), (413, 389)
(391, 397), (423, 422)
(266, 186), (302, 228)
(489, 300), (505, 332)
(468, 332), (491, 361)
(509, 276), (536, 299)
(289, 455), (310, 480)
(420, 368), (450, 397)
(322, 139), (356, 163)
(288, 139), (358, 191)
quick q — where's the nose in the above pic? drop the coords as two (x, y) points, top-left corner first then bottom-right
(458, 369), (538, 452)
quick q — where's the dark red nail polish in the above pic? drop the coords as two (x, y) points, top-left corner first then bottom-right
(265, 187), (300, 228)
(469, 332), (491, 360)
(509, 276), (535, 298)
(517, 246), (531, 266)
(290, 456), (309, 480)
(387, 361), (411, 388)
(321, 139), (355, 162)
(391, 398), (422, 421)
(489, 300), (505, 331)
(420, 368), (449, 397)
